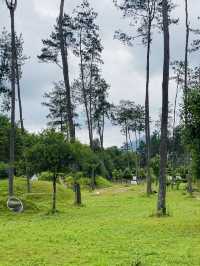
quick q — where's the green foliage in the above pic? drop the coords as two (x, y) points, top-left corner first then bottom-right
(184, 88), (200, 180)
(123, 168), (132, 179)
(105, 146), (136, 172)
(150, 171), (157, 183)
(191, 147), (200, 179)
(38, 171), (53, 181)
(25, 130), (72, 174)
(65, 172), (91, 188)
(150, 131), (160, 158)
(78, 177), (91, 187)
(138, 168), (146, 179)
(0, 161), (8, 178)
(150, 155), (160, 177)
(176, 166), (188, 180)
(0, 118), (166, 184)
(112, 169), (123, 180)
(0, 114), (24, 163)
(70, 141), (102, 176)
(95, 176), (112, 188)
(65, 176), (75, 187)
(64, 175), (111, 189)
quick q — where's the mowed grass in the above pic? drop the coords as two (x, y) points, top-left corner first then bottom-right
(0, 179), (200, 266)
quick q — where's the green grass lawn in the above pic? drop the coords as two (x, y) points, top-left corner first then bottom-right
(0, 178), (200, 266)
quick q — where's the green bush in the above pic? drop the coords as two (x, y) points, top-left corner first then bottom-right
(138, 168), (146, 179)
(176, 166), (188, 180)
(150, 155), (160, 177)
(123, 168), (132, 179)
(38, 171), (53, 181)
(74, 171), (85, 179)
(112, 169), (123, 180)
(64, 175), (91, 188)
(79, 177), (91, 187)
(96, 176), (112, 188)
(65, 176), (74, 187)
(0, 162), (8, 179)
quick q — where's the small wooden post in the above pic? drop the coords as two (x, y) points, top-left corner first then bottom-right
(74, 182), (81, 205)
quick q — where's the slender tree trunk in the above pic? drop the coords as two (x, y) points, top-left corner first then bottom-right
(138, 131), (141, 176)
(157, 0), (170, 215)
(58, 0), (75, 142)
(172, 75), (179, 185)
(184, 0), (192, 194)
(59, 92), (64, 132)
(100, 114), (105, 149)
(27, 175), (31, 193)
(187, 173), (192, 195)
(184, 0), (189, 115)
(125, 124), (130, 168)
(135, 131), (139, 178)
(125, 124), (128, 152)
(97, 113), (105, 149)
(128, 129), (136, 176)
(8, 8), (17, 197)
(89, 54), (94, 146)
(74, 182), (81, 205)
(91, 167), (96, 190)
(15, 59), (24, 133)
(145, 18), (152, 196)
(79, 32), (93, 149)
(52, 172), (57, 213)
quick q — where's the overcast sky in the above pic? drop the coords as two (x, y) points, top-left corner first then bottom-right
(1, 0), (200, 147)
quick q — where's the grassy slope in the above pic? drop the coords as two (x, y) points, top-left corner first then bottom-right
(0, 179), (200, 266)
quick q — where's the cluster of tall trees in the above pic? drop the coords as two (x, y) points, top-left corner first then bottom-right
(2, 0), (200, 215)
(38, 0), (112, 150)
(113, 0), (200, 214)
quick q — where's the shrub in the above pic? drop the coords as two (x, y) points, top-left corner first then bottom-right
(65, 176), (74, 187)
(176, 166), (188, 180)
(64, 175), (91, 188)
(138, 168), (146, 179)
(78, 177), (91, 187)
(96, 176), (112, 188)
(74, 171), (85, 179)
(112, 169), (123, 180)
(38, 171), (53, 181)
(0, 162), (8, 179)
(123, 168), (132, 179)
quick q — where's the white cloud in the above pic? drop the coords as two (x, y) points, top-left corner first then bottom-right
(33, 0), (59, 18)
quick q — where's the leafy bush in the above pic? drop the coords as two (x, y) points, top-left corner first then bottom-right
(64, 176), (74, 187)
(64, 175), (91, 188)
(148, 168), (157, 183)
(96, 176), (112, 188)
(191, 148), (200, 180)
(123, 168), (132, 179)
(74, 171), (85, 179)
(38, 171), (53, 181)
(138, 168), (146, 179)
(112, 169), (123, 180)
(176, 166), (188, 180)
(79, 177), (91, 187)
(0, 162), (8, 179)
(150, 155), (160, 177)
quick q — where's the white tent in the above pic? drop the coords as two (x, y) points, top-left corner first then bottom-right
(31, 174), (38, 181)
